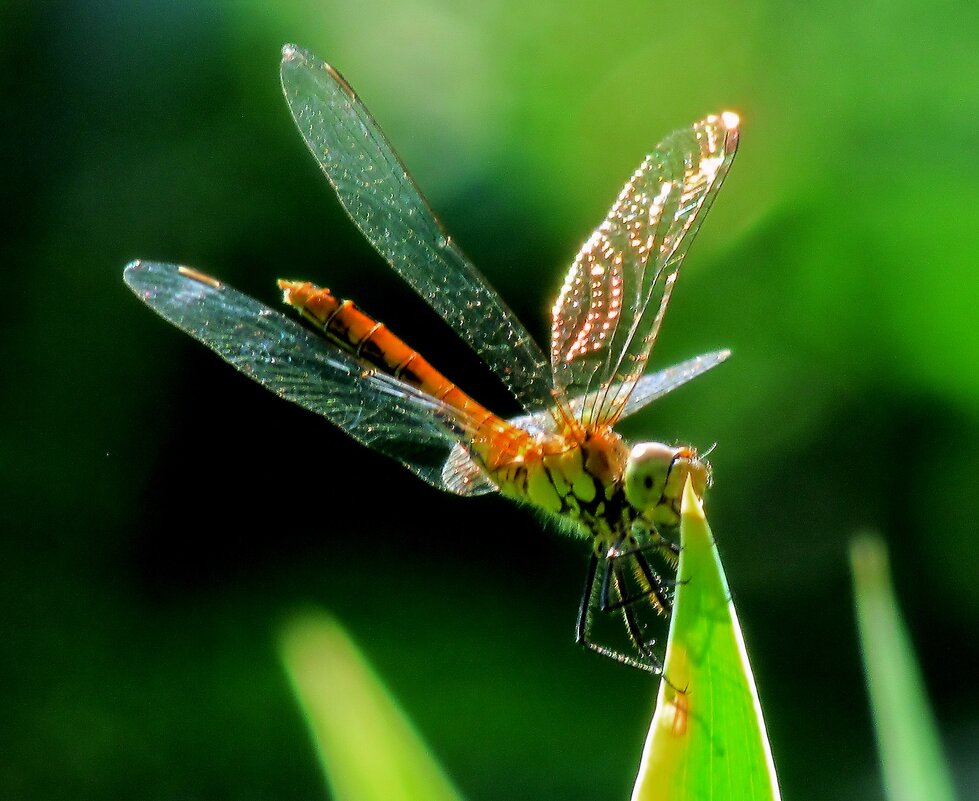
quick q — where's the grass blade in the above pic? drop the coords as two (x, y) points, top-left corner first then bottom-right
(851, 534), (959, 801)
(279, 612), (464, 801)
(632, 477), (781, 801)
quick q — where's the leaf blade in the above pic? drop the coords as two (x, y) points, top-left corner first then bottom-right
(632, 478), (780, 801)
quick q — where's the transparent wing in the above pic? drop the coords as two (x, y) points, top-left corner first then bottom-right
(443, 349), (730, 493)
(515, 349), (729, 432)
(124, 260), (498, 496)
(280, 44), (555, 414)
(441, 442), (499, 497)
(550, 112), (739, 427)
(608, 348), (730, 422)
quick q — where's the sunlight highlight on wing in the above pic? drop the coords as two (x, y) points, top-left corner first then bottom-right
(550, 113), (739, 430)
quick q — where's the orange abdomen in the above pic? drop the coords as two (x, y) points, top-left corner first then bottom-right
(278, 279), (529, 464)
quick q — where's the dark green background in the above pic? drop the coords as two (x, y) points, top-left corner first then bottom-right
(3, 1), (977, 798)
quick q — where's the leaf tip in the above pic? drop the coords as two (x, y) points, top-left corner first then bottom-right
(681, 473), (706, 522)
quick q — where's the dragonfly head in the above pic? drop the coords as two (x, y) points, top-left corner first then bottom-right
(623, 442), (710, 526)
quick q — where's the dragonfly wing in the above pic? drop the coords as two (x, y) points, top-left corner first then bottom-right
(441, 442), (499, 496)
(550, 113), (739, 427)
(280, 44), (554, 413)
(124, 260), (498, 496)
(615, 349), (730, 420)
(505, 349), (731, 434)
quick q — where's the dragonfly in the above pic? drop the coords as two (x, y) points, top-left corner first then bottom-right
(124, 43), (739, 673)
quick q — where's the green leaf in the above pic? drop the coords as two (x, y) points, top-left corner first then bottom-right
(850, 534), (959, 801)
(279, 612), (464, 801)
(632, 478), (781, 801)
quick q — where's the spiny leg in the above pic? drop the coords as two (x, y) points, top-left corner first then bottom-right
(610, 561), (691, 689)
(609, 531), (680, 567)
(600, 547), (672, 614)
(575, 553), (661, 673)
(574, 553), (599, 646)
(629, 548), (673, 613)
(611, 567), (664, 673)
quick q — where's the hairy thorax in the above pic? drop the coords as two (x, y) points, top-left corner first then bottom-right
(487, 425), (706, 554)
(489, 427), (633, 540)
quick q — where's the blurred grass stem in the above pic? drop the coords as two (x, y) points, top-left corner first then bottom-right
(280, 613), (464, 801)
(851, 534), (958, 801)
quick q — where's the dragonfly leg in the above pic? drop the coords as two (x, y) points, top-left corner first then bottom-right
(599, 548), (672, 614)
(611, 529), (680, 566)
(574, 553), (599, 647)
(661, 537), (681, 557)
(613, 569), (664, 673)
(575, 552), (664, 675)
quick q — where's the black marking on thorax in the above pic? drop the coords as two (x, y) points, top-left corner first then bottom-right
(579, 484), (633, 538)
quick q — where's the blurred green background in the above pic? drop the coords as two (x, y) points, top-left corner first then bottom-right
(3, 0), (977, 798)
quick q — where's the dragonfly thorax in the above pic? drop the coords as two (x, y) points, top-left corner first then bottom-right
(491, 426), (626, 526)
(490, 428), (704, 546)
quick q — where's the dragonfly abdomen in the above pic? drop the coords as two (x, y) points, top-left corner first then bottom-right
(279, 280), (471, 402)
(278, 279), (529, 464)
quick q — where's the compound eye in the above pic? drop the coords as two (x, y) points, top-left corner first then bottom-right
(624, 442), (677, 510)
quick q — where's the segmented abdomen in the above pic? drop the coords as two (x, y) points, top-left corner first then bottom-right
(278, 279), (530, 465)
